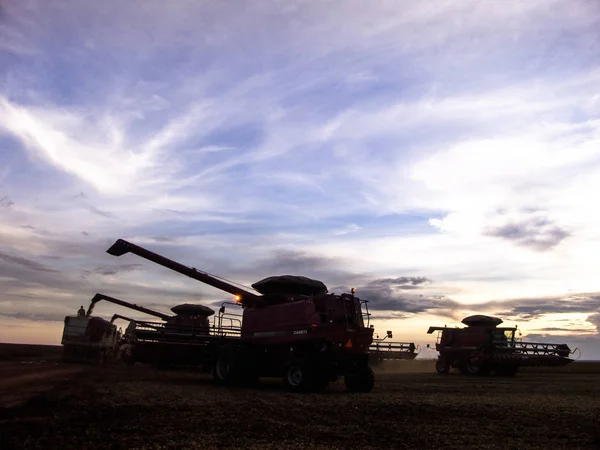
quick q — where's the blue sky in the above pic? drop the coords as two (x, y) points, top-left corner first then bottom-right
(1, 0), (600, 358)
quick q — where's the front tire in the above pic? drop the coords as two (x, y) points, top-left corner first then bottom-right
(284, 361), (315, 392)
(436, 358), (450, 374)
(461, 357), (491, 376)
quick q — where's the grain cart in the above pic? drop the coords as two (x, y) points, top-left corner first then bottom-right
(105, 238), (376, 392)
(61, 312), (119, 364)
(368, 331), (419, 366)
(427, 315), (575, 376)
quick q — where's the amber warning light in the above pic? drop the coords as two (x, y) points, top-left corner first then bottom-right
(234, 295), (241, 303)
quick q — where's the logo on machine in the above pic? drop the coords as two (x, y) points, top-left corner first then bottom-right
(293, 329), (308, 335)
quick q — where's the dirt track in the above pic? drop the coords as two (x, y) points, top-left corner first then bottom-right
(1, 360), (599, 449)
(0, 361), (87, 408)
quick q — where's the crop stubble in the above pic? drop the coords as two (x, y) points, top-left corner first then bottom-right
(0, 359), (599, 449)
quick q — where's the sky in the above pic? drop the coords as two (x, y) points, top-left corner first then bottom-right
(1, 0), (600, 359)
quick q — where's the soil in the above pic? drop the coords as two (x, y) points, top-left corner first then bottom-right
(1, 352), (599, 449)
(0, 361), (86, 408)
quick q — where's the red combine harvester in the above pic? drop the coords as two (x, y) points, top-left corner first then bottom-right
(368, 331), (419, 366)
(83, 293), (217, 368)
(104, 238), (376, 392)
(427, 315), (575, 376)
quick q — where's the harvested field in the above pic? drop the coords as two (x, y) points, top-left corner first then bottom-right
(0, 343), (62, 362)
(1, 347), (599, 449)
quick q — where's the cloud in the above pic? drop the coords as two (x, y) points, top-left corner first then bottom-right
(20, 225), (50, 236)
(487, 295), (600, 320)
(254, 250), (334, 274)
(83, 204), (116, 219)
(359, 289), (458, 315)
(587, 313), (600, 333)
(534, 327), (594, 333)
(0, 196), (14, 208)
(151, 236), (178, 243)
(0, 249), (58, 273)
(484, 215), (570, 251)
(332, 275), (457, 316)
(0, 311), (67, 322)
(368, 277), (432, 289)
(81, 264), (146, 277)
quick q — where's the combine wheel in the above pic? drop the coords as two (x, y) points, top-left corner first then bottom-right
(213, 347), (241, 386)
(344, 365), (375, 393)
(462, 358), (491, 376)
(435, 358), (450, 374)
(284, 361), (315, 392)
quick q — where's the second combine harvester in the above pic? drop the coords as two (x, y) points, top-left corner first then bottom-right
(106, 238), (376, 392)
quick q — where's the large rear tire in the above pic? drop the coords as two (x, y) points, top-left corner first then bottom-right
(344, 365), (375, 393)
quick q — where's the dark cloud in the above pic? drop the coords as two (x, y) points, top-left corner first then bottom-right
(21, 225), (51, 236)
(0, 196), (14, 208)
(164, 209), (190, 216)
(0, 311), (67, 322)
(485, 216), (569, 251)
(243, 249), (371, 289)
(367, 276), (432, 290)
(369, 277), (431, 286)
(587, 313), (600, 333)
(488, 295), (600, 321)
(332, 281), (458, 316)
(330, 276), (446, 316)
(89, 286), (209, 306)
(370, 311), (413, 320)
(71, 195), (114, 219)
(152, 236), (177, 243)
(84, 204), (115, 219)
(534, 327), (595, 333)
(255, 249), (333, 273)
(81, 263), (146, 276)
(0, 250), (59, 273)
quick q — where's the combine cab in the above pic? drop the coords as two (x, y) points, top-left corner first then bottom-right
(61, 314), (119, 364)
(368, 331), (419, 366)
(427, 315), (575, 376)
(103, 238), (376, 392)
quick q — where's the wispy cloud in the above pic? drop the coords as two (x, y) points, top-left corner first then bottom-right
(0, 249), (58, 273)
(81, 264), (146, 277)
